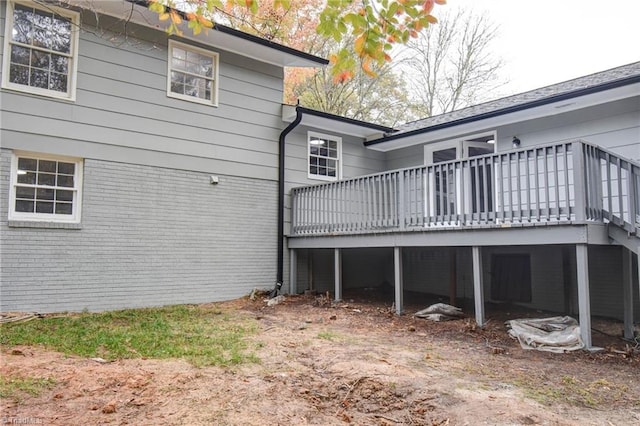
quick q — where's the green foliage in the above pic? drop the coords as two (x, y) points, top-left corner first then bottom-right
(0, 305), (259, 367)
(147, 0), (446, 79)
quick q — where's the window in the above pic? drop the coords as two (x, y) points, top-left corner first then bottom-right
(167, 40), (219, 105)
(2, 1), (79, 100)
(308, 132), (342, 181)
(9, 153), (83, 223)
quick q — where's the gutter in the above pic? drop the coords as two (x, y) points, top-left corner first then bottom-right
(293, 106), (394, 133)
(271, 106), (304, 298)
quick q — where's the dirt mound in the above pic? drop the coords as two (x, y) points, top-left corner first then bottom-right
(2, 294), (639, 425)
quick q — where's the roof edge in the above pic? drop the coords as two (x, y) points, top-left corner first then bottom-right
(292, 105), (395, 133)
(125, 0), (328, 66)
(366, 73), (640, 147)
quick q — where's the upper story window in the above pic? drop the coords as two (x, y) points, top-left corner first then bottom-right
(167, 40), (219, 106)
(1, 1), (79, 100)
(9, 152), (83, 223)
(308, 131), (342, 181)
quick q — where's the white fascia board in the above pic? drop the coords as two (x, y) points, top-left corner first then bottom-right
(367, 82), (640, 152)
(69, 0), (325, 68)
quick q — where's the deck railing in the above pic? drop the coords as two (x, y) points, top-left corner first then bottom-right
(290, 141), (640, 236)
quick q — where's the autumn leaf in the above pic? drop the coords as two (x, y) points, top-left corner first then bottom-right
(361, 57), (376, 77)
(198, 16), (214, 28)
(354, 34), (366, 56)
(170, 11), (182, 24)
(333, 70), (353, 84)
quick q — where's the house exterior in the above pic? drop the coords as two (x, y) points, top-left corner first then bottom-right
(281, 63), (640, 348)
(0, 0), (326, 312)
(0, 1), (638, 348)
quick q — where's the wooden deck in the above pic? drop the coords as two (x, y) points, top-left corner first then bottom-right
(290, 141), (639, 251)
(287, 141), (640, 347)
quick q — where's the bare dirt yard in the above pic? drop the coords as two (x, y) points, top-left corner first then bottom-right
(2, 292), (639, 425)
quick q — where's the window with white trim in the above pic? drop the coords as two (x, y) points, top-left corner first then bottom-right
(9, 153), (83, 223)
(167, 40), (219, 106)
(308, 132), (342, 181)
(1, 1), (79, 100)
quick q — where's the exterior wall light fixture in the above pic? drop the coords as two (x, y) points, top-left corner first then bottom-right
(512, 137), (521, 148)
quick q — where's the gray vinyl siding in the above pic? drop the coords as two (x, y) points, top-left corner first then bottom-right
(0, 3), (4, 87)
(385, 144), (425, 170)
(384, 97), (640, 170)
(285, 126), (387, 185)
(588, 246), (640, 321)
(0, 150), (278, 312)
(496, 97), (640, 160)
(0, 7), (286, 312)
(0, 10), (285, 181)
(283, 126), (386, 235)
(481, 246), (565, 313)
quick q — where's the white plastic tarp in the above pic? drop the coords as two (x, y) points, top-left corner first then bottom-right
(414, 303), (465, 322)
(506, 316), (584, 353)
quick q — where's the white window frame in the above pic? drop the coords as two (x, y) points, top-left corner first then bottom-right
(424, 131), (497, 165)
(8, 151), (84, 223)
(1, 0), (80, 101)
(307, 131), (342, 181)
(167, 39), (219, 106)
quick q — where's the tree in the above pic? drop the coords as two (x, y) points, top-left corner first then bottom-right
(291, 36), (414, 126)
(400, 8), (504, 117)
(148, 0), (446, 80)
(200, 0), (415, 126)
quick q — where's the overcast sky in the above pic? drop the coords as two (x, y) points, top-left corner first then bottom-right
(449, 0), (640, 95)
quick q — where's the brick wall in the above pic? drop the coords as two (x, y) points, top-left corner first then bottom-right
(0, 149), (278, 312)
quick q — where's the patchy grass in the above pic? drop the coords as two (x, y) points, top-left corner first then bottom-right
(316, 331), (340, 341)
(0, 305), (259, 367)
(514, 375), (631, 408)
(0, 376), (56, 402)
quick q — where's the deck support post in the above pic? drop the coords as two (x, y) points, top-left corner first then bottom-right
(394, 247), (403, 315)
(472, 246), (485, 327)
(622, 248), (635, 340)
(289, 249), (297, 295)
(576, 244), (592, 348)
(334, 248), (342, 301)
(449, 247), (457, 306)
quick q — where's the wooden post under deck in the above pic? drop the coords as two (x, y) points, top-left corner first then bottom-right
(472, 246), (485, 327)
(334, 248), (342, 301)
(394, 247), (403, 315)
(449, 247), (457, 306)
(622, 248), (635, 340)
(576, 244), (592, 348)
(289, 249), (297, 295)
